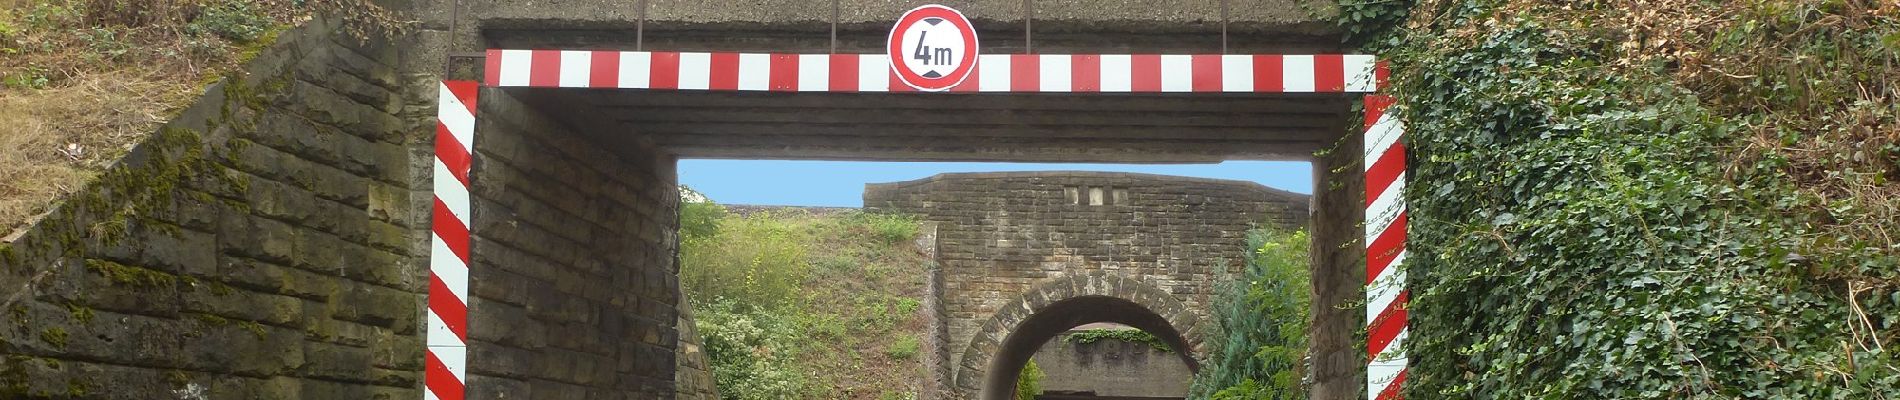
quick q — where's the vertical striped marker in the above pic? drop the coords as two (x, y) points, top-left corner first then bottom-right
(426, 80), (478, 400)
(1364, 91), (1407, 400)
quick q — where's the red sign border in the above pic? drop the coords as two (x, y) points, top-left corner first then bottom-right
(887, 4), (980, 92)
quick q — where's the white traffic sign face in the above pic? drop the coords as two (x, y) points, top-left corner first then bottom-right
(887, 5), (979, 91)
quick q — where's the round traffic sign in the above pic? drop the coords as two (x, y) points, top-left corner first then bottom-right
(887, 4), (979, 91)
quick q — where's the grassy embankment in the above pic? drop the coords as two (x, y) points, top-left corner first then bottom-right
(0, 0), (397, 240)
(679, 198), (930, 400)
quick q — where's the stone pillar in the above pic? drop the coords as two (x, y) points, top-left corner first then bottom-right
(1308, 138), (1367, 399)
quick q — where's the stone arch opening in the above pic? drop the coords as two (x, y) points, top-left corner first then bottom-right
(955, 274), (1202, 400)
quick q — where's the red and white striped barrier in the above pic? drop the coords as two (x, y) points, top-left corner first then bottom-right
(482, 50), (1383, 93)
(426, 80), (478, 400)
(1363, 93), (1408, 400)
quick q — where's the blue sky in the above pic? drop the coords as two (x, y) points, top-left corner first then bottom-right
(679, 160), (1313, 207)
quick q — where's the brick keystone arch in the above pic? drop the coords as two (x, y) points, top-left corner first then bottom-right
(952, 273), (1202, 400)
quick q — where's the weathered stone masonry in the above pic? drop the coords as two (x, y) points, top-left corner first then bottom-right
(0, 17), (427, 398)
(865, 171), (1308, 397)
(461, 87), (684, 398)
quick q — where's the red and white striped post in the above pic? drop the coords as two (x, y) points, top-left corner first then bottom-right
(1364, 90), (1408, 399)
(426, 80), (478, 400)
(435, 49), (1403, 399)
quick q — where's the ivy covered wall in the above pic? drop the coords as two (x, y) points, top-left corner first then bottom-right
(1354, 0), (1899, 397)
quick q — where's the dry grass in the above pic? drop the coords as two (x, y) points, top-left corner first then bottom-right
(0, 72), (198, 239)
(0, 0), (400, 240)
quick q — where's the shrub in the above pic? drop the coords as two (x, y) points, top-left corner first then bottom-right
(187, 0), (273, 43)
(1063, 329), (1171, 353)
(695, 300), (812, 400)
(1188, 229), (1310, 399)
(847, 212), (920, 245)
(1015, 359), (1043, 400)
(885, 335), (919, 360)
(679, 211), (811, 311)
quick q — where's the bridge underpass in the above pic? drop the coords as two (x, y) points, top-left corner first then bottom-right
(471, 64), (1369, 398)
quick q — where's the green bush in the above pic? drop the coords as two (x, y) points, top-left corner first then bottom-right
(847, 212), (920, 245)
(679, 211), (812, 311)
(695, 300), (812, 400)
(1188, 229), (1310, 400)
(885, 335), (919, 360)
(1015, 359), (1043, 400)
(186, 0), (272, 43)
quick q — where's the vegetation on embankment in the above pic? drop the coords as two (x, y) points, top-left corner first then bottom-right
(679, 197), (929, 400)
(1188, 229), (1311, 400)
(0, 0), (399, 239)
(1346, 0), (1900, 397)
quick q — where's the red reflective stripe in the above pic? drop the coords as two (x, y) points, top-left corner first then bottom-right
(708, 52), (740, 91)
(1376, 369), (1407, 400)
(1367, 290), (1409, 358)
(768, 54), (799, 91)
(434, 126), (471, 186)
(482, 50), (502, 87)
(1071, 54), (1101, 92)
(1366, 212), (1407, 284)
(428, 275), (470, 341)
(424, 350), (466, 399)
(1254, 55), (1284, 93)
(1131, 55), (1162, 92)
(1315, 54), (1345, 92)
(1365, 145), (1406, 207)
(1365, 94), (1397, 130)
(649, 52), (681, 90)
(431, 198), (471, 262)
(829, 54), (858, 92)
(951, 62), (981, 92)
(528, 50), (560, 87)
(1375, 60), (1392, 92)
(1011, 54), (1040, 92)
(445, 81), (479, 116)
(889, 67), (914, 92)
(589, 51), (619, 88)
(1191, 54), (1222, 92)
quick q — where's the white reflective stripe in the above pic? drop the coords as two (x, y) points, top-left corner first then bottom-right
(432, 160), (470, 223)
(737, 53), (771, 91)
(429, 232), (470, 308)
(1221, 54), (1254, 92)
(436, 84), (476, 154)
(1099, 55), (1132, 92)
(428, 345), (468, 382)
(618, 51), (651, 89)
(558, 51), (591, 88)
(677, 52), (711, 90)
(1364, 109), (1405, 164)
(1283, 55), (1316, 92)
(1366, 174), (1405, 243)
(858, 56), (888, 92)
(1344, 54), (1379, 92)
(1159, 55), (1193, 92)
(1038, 54), (1071, 92)
(1366, 251), (1406, 323)
(978, 54), (1011, 92)
(797, 54), (830, 91)
(425, 309), (467, 347)
(1367, 349), (1406, 400)
(497, 49), (533, 87)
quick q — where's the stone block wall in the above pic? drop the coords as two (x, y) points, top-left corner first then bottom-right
(462, 88), (683, 398)
(1033, 331), (1193, 399)
(0, 17), (429, 398)
(864, 171), (1308, 397)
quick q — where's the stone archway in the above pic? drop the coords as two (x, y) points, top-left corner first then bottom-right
(952, 273), (1203, 400)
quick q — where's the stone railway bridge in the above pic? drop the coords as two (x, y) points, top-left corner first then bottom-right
(865, 171), (1309, 397)
(0, 1), (1388, 399)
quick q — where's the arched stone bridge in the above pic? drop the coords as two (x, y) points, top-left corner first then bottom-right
(865, 171), (1308, 398)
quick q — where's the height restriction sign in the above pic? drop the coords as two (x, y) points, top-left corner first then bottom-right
(887, 4), (979, 91)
